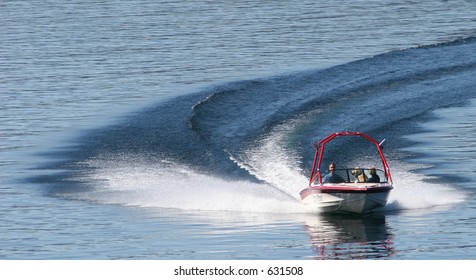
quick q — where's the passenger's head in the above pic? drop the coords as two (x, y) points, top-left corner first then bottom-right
(329, 162), (336, 171)
(369, 167), (377, 176)
(351, 167), (363, 176)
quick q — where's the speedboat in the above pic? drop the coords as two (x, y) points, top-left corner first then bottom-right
(299, 131), (393, 214)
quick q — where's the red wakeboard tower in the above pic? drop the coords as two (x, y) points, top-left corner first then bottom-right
(309, 131), (393, 186)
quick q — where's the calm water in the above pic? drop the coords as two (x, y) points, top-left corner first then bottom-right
(1, 0), (476, 259)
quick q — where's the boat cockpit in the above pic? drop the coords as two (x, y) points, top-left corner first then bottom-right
(314, 168), (389, 184)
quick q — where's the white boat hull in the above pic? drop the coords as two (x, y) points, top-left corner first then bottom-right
(300, 184), (392, 214)
(302, 193), (344, 213)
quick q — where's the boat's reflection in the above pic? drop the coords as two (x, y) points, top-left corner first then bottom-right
(302, 214), (395, 259)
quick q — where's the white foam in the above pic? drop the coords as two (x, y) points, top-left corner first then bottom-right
(381, 162), (466, 213)
(74, 155), (308, 213)
(234, 118), (310, 200)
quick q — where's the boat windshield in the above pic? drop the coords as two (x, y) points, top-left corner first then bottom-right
(318, 168), (388, 184)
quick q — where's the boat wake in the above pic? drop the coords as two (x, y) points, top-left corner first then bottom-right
(37, 38), (476, 215)
(383, 164), (467, 213)
(69, 155), (306, 213)
(54, 154), (466, 215)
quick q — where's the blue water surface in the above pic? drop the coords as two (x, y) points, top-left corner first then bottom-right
(1, 0), (476, 259)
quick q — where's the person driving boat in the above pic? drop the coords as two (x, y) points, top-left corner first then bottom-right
(322, 162), (345, 183)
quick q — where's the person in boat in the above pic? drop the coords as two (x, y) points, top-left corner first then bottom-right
(322, 162), (345, 183)
(351, 166), (368, 182)
(367, 166), (381, 183)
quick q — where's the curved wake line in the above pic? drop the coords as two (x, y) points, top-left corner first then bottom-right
(188, 38), (476, 147)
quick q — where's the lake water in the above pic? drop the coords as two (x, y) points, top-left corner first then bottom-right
(1, 0), (476, 260)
